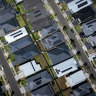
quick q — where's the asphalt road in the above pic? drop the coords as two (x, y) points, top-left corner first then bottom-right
(47, 0), (96, 78)
(0, 49), (21, 96)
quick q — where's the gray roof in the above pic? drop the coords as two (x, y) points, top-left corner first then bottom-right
(0, 17), (19, 34)
(23, 0), (42, 11)
(0, 0), (8, 11)
(32, 16), (53, 31)
(87, 34), (96, 47)
(9, 36), (33, 53)
(31, 84), (54, 96)
(25, 70), (52, 91)
(26, 3), (49, 23)
(40, 23), (58, 38)
(72, 82), (94, 96)
(85, 42), (93, 49)
(82, 18), (96, 36)
(41, 32), (65, 50)
(48, 43), (72, 65)
(0, 7), (15, 24)
(13, 44), (39, 65)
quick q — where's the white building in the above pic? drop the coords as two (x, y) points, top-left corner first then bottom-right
(19, 60), (41, 77)
(66, 70), (86, 87)
(53, 58), (78, 77)
(5, 27), (28, 44)
(67, 0), (92, 13)
(15, 0), (23, 3)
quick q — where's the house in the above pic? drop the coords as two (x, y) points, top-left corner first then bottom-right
(67, 0), (92, 13)
(0, 7), (18, 33)
(31, 84), (54, 96)
(70, 82), (95, 96)
(24, 70), (52, 91)
(47, 43), (72, 65)
(87, 34), (96, 47)
(5, 27), (28, 44)
(22, 0), (42, 11)
(41, 32), (65, 50)
(66, 70), (86, 87)
(26, 3), (49, 23)
(19, 60), (41, 77)
(82, 18), (96, 36)
(13, 44), (39, 65)
(40, 23), (58, 38)
(53, 58), (78, 78)
(9, 36), (33, 53)
(73, 6), (95, 24)
(32, 16), (53, 31)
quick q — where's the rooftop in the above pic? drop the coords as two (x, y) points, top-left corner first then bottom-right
(82, 18), (96, 36)
(0, 0), (8, 11)
(0, 17), (19, 34)
(87, 34), (96, 47)
(24, 70), (52, 91)
(19, 60), (41, 77)
(26, 3), (49, 23)
(53, 58), (78, 78)
(13, 44), (39, 65)
(32, 16), (53, 31)
(0, 7), (15, 24)
(23, 0), (42, 11)
(66, 70), (86, 87)
(40, 23), (58, 38)
(41, 32), (65, 50)
(73, 6), (95, 24)
(5, 27), (28, 44)
(67, 0), (92, 13)
(71, 82), (93, 96)
(9, 36), (32, 53)
(31, 84), (54, 96)
(48, 43), (72, 65)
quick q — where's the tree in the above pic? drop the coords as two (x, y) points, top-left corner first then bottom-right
(63, 26), (68, 31)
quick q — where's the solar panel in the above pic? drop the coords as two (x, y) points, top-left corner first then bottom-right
(36, 80), (41, 85)
(76, 0), (84, 4)
(35, 13), (42, 17)
(53, 39), (62, 45)
(78, 1), (88, 8)
(34, 10), (40, 13)
(62, 67), (72, 73)
(10, 30), (22, 36)
(14, 33), (23, 38)
(86, 20), (96, 25)
(34, 77), (41, 82)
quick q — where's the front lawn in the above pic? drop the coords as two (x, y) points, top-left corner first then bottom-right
(33, 31), (40, 40)
(1, 36), (6, 42)
(75, 24), (81, 32)
(6, 0), (14, 6)
(34, 54), (48, 69)
(43, 52), (51, 66)
(17, 4), (26, 14)
(16, 16), (26, 27)
(9, 53), (15, 62)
